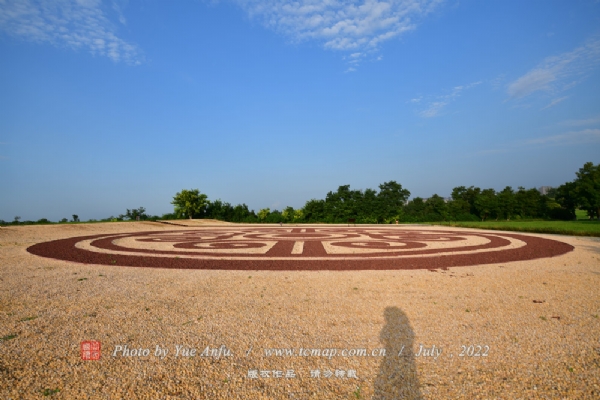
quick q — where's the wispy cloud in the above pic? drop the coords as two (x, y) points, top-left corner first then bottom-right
(541, 96), (568, 110)
(559, 116), (600, 127)
(477, 128), (600, 155)
(525, 129), (600, 145)
(233, 0), (444, 68)
(419, 101), (447, 118)
(507, 36), (600, 99)
(414, 80), (482, 118)
(0, 0), (143, 65)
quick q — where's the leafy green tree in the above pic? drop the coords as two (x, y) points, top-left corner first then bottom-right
(360, 188), (380, 223)
(449, 186), (481, 219)
(206, 199), (235, 221)
(293, 209), (304, 222)
(449, 186), (470, 219)
(497, 186), (516, 220)
(282, 206), (295, 222)
(424, 194), (448, 221)
(574, 162), (600, 219)
(266, 209), (283, 223)
(231, 204), (253, 222)
(302, 199), (325, 222)
(514, 187), (542, 218)
(122, 207), (148, 221)
(172, 189), (208, 219)
(403, 197), (426, 222)
(258, 208), (270, 222)
(324, 185), (363, 222)
(475, 189), (497, 221)
(72, 215), (79, 222)
(377, 181), (411, 222)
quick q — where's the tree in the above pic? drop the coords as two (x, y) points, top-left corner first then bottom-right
(497, 186), (516, 220)
(302, 199), (325, 222)
(575, 162), (600, 219)
(266, 209), (283, 223)
(231, 204), (253, 222)
(293, 209), (304, 222)
(475, 189), (497, 221)
(514, 187), (542, 218)
(206, 199), (234, 221)
(403, 197), (426, 221)
(377, 181), (410, 223)
(258, 208), (270, 222)
(424, 194), (448, 221)
(449, 186), (481, 219)
(282, 206), (295, 222)
(360, 188), (380, 223)
(324, 185), (363, 222)
(72, 215), (79, 222)
(122, 207), (148, 221)
(171, 189), (208, 219)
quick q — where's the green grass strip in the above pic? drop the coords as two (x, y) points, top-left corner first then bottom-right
(431, 220), (600, 237)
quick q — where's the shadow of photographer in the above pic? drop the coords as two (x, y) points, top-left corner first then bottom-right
(373, 306), (423, 399)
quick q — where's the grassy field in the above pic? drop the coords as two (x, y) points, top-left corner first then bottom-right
(432, 218), (600, 237)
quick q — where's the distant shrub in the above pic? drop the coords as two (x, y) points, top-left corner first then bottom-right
(548, 207), (576, 221)
(358, 217), (378, 224)
(451, 213), (479, 222)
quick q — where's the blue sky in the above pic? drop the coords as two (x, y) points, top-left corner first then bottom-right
(1, 0), (600, 221)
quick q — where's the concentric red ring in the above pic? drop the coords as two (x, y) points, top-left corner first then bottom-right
(26, 227), (574, 270)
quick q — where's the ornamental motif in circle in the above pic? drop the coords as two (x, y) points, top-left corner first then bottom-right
(27, 227), (574, 270)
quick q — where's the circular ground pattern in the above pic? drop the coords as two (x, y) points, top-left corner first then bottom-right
(27, 227), (574, 270)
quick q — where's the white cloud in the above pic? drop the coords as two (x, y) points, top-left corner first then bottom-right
(559, 116), (600, 127)
(478, 128), (600, 155)
(414, 80), (481, 118)
(507, 36), (600, 99)
(525, 129), (600, 145)
(507, 68), (556, 98)
(111, 0), (128, 25)
(541, 96), (568, 110)
(233, 0), (444, 68)
(419, 101), (447, 118)
(0, 0), (143, 65)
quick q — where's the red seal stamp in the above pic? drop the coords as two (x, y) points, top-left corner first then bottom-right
(81, 341), (101, 360)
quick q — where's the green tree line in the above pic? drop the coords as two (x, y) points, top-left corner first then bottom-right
(172, 162), (599, 224)
(2, 162), (598, 226)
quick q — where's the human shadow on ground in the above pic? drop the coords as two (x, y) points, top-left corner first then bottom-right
(372, 306), (423, 400)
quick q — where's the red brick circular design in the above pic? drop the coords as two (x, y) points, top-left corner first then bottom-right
(27, 227), (573, 270)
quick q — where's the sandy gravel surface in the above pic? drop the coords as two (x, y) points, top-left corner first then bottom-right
(1, 222), (599, 399)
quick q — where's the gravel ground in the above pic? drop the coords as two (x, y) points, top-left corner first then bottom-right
(1, 222), (599, 399)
